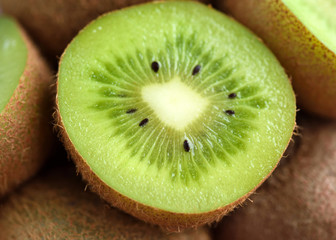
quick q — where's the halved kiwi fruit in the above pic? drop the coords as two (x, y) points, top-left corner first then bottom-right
(219, 0), (336, 119)
(0, 166), (211, 239)
(56, 1), (296, 231)
(0, 16), (53, 197)
(214, 115), (336, 239)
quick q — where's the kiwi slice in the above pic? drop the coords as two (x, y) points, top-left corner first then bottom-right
(0, 166), (211, 239)
(220, 0), (336, 119)
(56, 1), (296, 230)
(0, 16), (53, 197)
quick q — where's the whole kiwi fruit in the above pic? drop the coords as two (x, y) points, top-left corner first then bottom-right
(217, 0), (336, 119)
(0, 16), (53, 197)
(0, 0), (209, 59)
(214, 115), (336, 240)
(56, 1), (296, 231)
(0, 165), (211, 240)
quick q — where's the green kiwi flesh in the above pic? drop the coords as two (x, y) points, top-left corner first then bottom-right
(57, 1), (296, 226)
(0, 166), (211, 240)
(282, 0), (336, 53)
(0, 16), (27, 112)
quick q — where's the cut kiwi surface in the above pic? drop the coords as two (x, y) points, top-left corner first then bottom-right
(57, 1), (296, 230)
(0, 16), (27, 112)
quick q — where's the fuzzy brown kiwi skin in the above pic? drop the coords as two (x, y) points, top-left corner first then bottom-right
(217, 0), (336, 120)
(0, 165), (211, 240)
(0, 22), (53, 197)
(0, 0), (210, 61)
(214, 115), (336, 240)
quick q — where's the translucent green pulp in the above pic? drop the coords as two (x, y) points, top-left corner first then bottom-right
(0, 16), (27, 113)
(58, 2), (296, 214)
(282, 0), (336, 53)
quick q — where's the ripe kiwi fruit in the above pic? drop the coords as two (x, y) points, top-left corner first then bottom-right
(218, 0), (336, 119)
(0, 165), (211, 240)
(0, 16), (53, 197)
(0, 0), (209, 59)
(56, 1), (296, 231)
(214, 115), (336, 240)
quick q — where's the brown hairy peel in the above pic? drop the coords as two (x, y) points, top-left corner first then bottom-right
(218, 0), (336, 119)
(0, 23), (53, 197)
(54, 103), (295, 232)
(0, 0), (210, 60)
(0, 166), (211, 240)
(214, 115), (336, 240)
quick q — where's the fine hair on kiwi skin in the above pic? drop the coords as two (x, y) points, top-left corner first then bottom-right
(214, 114), (336, 240)
(0, 0), (209, 61)
(0, 165), (211, 240)
(217, 0), (336, 120)
(0, 17), (54, 197)
(56, 1), (296, 232)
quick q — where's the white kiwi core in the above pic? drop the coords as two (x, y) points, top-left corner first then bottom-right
(142, 76), (208, 130)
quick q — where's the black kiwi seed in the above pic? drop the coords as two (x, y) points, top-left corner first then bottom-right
(192, 65), (201, 75)
(183, 140), (190, 152)
(139, 118), (149, 127)
(228, 93), (237, 99)
(126, 109), (137, 114)
(151, 61), (159, 72)
(225, 110), (235, 115)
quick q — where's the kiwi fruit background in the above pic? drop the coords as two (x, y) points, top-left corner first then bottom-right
(214, 115), (336, 239)
(0, 0), (209, 61)
(0, 0), (335, 238)
(0, 17), (54, 198)
(217, 0), (336, 119)
(0, 165), (211, 240)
